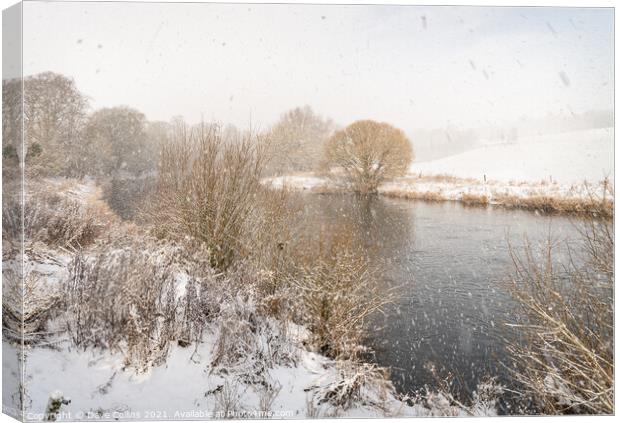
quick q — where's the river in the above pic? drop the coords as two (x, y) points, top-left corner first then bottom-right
(296, 193), (582, 411)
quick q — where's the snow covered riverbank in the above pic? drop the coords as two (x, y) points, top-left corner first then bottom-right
(265, 128), (614, 215)
(2, 179), (504, 420)
(3, 243), (502, 420)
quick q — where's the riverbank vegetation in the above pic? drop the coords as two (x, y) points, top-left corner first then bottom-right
(268, 173), (613, 218)
(506, 202), (614, 414)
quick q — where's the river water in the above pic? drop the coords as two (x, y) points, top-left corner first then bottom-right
(296, 193), (582, 410)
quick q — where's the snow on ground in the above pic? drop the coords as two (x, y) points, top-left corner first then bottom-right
(15, 336), (407, 420)
(267, 175), (327, 191)
(3, 179), (503, 420)
(410, 128), (613, 185)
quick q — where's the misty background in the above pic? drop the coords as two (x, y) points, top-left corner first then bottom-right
(20, 2), (613, 160)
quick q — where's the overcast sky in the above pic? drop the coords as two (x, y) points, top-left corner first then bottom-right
(21, 1), (613, 131)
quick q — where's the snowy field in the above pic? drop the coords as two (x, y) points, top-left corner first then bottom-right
(411, 128), (614, 185)
(266, 128), (614, 207)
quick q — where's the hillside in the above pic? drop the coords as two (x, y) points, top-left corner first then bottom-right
(410, 128), (614, 185)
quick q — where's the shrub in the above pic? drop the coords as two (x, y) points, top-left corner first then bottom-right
(2, 190), (101, 248)
(2, 270), (62, 346)
(64, 237), (217, 370)
(149, 122), (265, 270)
(101, 175), (156, 221)
(506, 216), (613, 414)
(239, 187), (304, 298)
(290, 231), (394, 360)
(312, 361), (392, 411)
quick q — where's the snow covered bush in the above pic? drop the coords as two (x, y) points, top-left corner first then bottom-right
(2, 269), (62, 346)
(210, 296), (299, 385)
(2, 189), (101, 248)
(311, 361), (392, 411)
(63, 237), (217, 370)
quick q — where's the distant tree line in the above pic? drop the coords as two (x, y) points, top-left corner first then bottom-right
(2, 72), (337, 179)
(2, 72), (167, 177)
(3, 72), (415, 193)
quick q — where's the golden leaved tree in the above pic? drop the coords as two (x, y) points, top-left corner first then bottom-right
(323, 120), (413, 193)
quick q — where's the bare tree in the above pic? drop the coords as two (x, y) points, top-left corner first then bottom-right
(265, 106), (334, 175)
(83, 106), (149, 175)
(2, 78), (23, 167)
(3, 72), (88, 175)
(323, 120), (414, 194)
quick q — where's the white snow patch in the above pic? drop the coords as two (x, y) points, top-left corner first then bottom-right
(410, 128), (613, 185)
(264, 175), (326, 191)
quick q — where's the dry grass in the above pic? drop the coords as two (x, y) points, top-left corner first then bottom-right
(380, 189), (444, 202)
(309, 184), (346, 195)
(506, 216), (613, 414)
(379, 180), (613, 218)
(493, 192), (613, 218)
(63, 236), (217, 370)
(460, 193), (489, 206)
(481, 192), (613, 216)
(406, 173), (478, 184)
(2, 190), (102, 249)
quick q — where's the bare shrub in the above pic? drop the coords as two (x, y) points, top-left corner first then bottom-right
(311, 361), (393, 412)
(240, 187), (304, 300)
(323, 120), (414, 194)
(213, 380), (244, 419)
(64, 237), (216, 370)
(2, 270), (61, 346)
(149, 122), (265, 270)
(101, 175), (156, 221)
(256, 379), (282, 414)
(2, 190), (101, 248)
(290, 230), (394, 360)
(506, 216), (613, 414)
